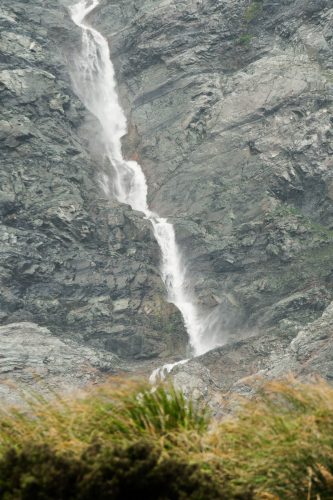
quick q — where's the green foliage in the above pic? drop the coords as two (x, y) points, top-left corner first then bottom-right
(0, 442), (224, 500)
(244, 1), (263, 22)
(2, 380), (333, 498)
(0, 381), (208, 453)
(122, 385), (209, 434)
(271, 203), (303, 218)
(237, 34), (253, 46)
(80, 442), (224, 500)
(0, 445), (81, 500)
(268, 203), (333, 239)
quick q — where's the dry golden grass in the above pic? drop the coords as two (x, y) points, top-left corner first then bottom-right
(0, 379), (208, 456)
(203, 379), (333, 498)
(1, 377), (333, 498)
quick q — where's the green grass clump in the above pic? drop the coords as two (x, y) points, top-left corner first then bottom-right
(238, 34), (253, 46)
(0, 380), (208, 454)
(1, 379), (333, 498)
(123, 384), (208, 434)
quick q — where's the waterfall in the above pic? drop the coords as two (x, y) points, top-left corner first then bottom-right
(69, 0), (220, 360)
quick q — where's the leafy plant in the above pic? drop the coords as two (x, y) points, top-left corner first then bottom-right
(0, 442), (224, 500)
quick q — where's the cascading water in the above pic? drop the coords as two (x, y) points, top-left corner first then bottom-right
(69, 0), (220, 368)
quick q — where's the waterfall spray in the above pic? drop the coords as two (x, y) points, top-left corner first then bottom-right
(69, 0), (220, 365)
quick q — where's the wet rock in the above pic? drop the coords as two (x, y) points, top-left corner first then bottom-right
(171, 301), (333, 411)
(265, 301), (333, 381)
(0, 0), (188, 392)
(1, 0), (333, 402)
(93, 0), (333, 343)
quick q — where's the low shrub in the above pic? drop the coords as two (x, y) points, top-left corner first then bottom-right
(237, 34), (253, 46)
(0, 441), (225, 500)
(0, 444), (82, 499)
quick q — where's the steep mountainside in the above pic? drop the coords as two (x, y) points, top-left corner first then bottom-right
(171, 301), (333, 411)
(90, 0), (333, 396)
(94, 0), (333, 344)
(0, 0), (187, 399)
(0, 0), (332, 399)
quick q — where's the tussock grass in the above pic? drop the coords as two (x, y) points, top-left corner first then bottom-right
(1, 378), (333, 498)
(204, 379), (333, 498)
(0, 379), (208, 455)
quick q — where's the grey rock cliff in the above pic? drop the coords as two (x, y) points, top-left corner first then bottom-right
(94, 0), (333, 344)
(0, 322), (119, 404)
(0, 0), (332, 399)
(170, 301), (333, 412)
(89, 0), (333, 401)
(0, 0), (188, 397)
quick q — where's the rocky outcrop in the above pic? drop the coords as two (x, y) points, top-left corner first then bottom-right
(0, 0), (188, 394)
(0, 322), (119, 404)
(170, 301), (333, 411)
(265, 301), (333, 381)
(93, 0), (333, 345)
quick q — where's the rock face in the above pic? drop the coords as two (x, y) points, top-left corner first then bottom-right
(0, 0), (332, 399)
(0, 0), (188, 395)
(94, 0), (333, 345)
(0, 322), (119, 404)
(171, 302), (333, 411)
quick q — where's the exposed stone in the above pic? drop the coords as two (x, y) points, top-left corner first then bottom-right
(92, 0), (333, 342)
(171, 301), (333, 412)
(0, 0), (188, 386)
(0, 322), (120, 405)
(1, 0), (333, 403)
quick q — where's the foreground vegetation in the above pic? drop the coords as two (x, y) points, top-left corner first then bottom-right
(1, 379), (333, 499)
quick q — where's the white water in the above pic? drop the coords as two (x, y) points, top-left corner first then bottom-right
(69, 0), (220, 364)
(149, 360), (189, 385)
